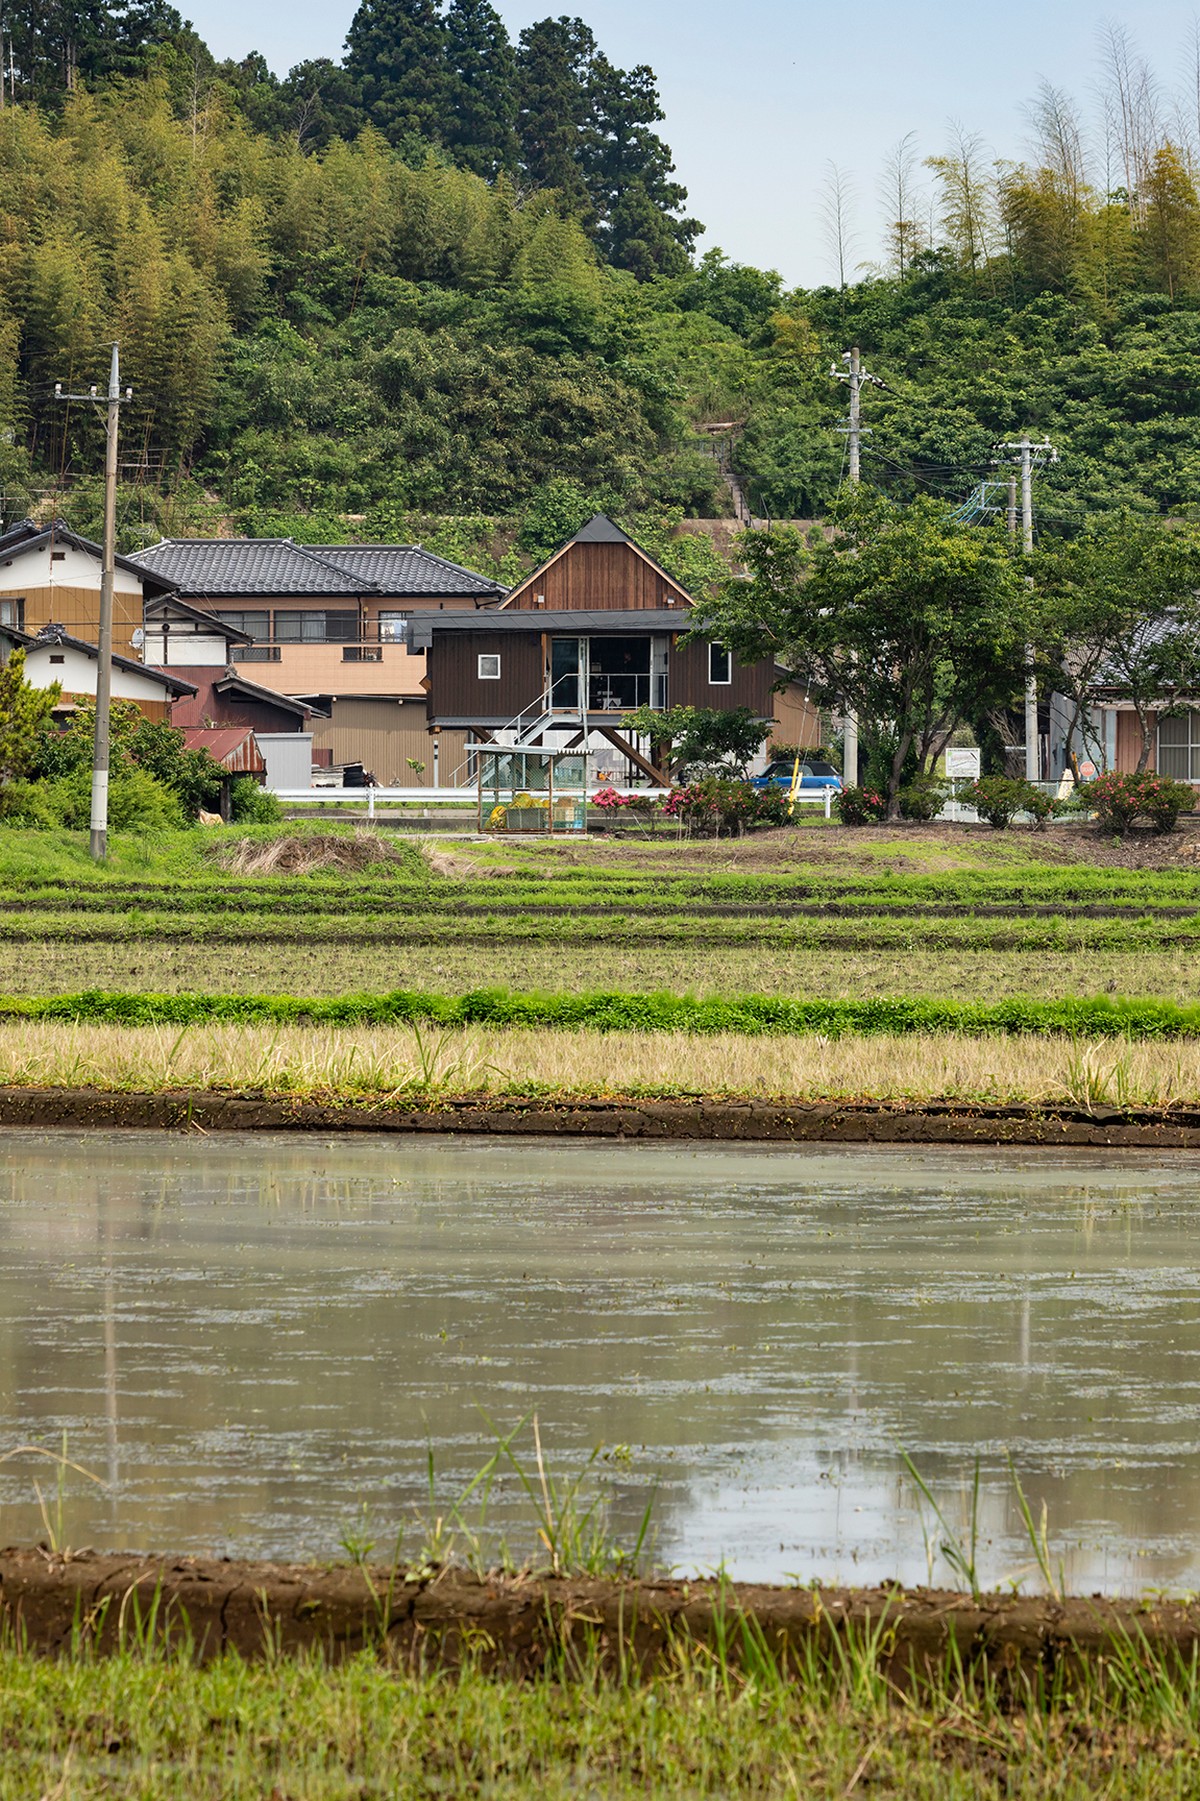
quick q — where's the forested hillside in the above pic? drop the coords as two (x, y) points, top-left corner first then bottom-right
(1, 5), (1200, 575)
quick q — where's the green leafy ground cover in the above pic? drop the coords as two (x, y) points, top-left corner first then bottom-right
(1, 1638), (1197, 1800)
(9, 986), (1200, 1040)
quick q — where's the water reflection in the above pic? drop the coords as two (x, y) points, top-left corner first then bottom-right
(1, 1131), (1199, 1591)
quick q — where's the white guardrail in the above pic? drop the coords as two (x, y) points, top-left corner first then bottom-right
(274, 786), (836, 818)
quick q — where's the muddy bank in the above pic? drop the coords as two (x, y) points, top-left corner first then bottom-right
(3, 1549), (1199, 1677)
(3, 1085), (1200, 1146)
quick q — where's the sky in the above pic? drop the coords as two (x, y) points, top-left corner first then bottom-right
(182, 0), (1193, 286)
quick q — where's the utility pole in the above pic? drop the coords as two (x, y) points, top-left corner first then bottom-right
(55, 345), (131, 861)
(830, 347), (886, 787)
(998, 434), (1056, 784)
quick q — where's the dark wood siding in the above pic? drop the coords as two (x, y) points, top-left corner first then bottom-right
(428, 631), (544, 719)
(508, 542), (678, 611)
(669, 639), (774, 713)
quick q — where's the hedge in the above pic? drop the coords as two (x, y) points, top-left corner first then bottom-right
(5, 988), (1200, 1039)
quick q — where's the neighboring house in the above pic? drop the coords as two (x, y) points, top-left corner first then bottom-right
(412, 515), (817, 783)
(128, 537), (506, 782)
(0, 518), (178, 657)
(16, 624), (196, 721)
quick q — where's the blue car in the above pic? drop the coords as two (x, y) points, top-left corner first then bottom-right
(750, 758), (843, 793)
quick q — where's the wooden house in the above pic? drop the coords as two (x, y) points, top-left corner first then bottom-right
(412, 515), (810, 782)
(0, 518), (179, 657)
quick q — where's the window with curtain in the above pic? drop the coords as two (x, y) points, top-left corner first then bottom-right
(1157, 711), (1200, 780)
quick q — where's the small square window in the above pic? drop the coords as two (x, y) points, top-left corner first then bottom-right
(49, 653), (65, 664)
(478, 653), (501, 680)
(709, 642), (732, 685)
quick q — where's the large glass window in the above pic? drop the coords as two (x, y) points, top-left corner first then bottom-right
(0, 598), (25, 629)
(378, 612), (409, 643)
(1158, 711), (1200, 780)
(273, 610), (357, 643)
(215, 609), (270, 640)
(709, 641), (732, 685)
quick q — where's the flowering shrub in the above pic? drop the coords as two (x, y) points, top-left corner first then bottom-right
(835, 784), (886, 826)
(1077, 771), (1197, 834)
(964, 776), (1057, 829)
(662, 778), (788, 836)
(590, 786), (637, 811)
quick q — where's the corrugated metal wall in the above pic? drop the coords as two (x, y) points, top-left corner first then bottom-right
(310, 698), (470, 783)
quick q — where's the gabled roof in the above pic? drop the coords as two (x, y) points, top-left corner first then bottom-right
(213, 669), (321, 720)
(143, 594), (252, 643)
(129, 537), (506, 600)
(309, 544), (505, 597)
(130, 538), (367, 598)
(0, 518), (179, 594)
(26, 624), (197, 696)
(499, 513), (695, 611)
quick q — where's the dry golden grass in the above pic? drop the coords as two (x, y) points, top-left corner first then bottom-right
(0, 1020), (1197, 1107)
(209, 830), (413, 875)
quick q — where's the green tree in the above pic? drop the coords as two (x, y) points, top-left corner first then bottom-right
(585, 55), (697, 275)
(1039, 516), (1200, 773)
(443, 0), (518, 177)
(343, 0), (449, 149)
(622, 703), (769, 778)
(515, 15), (594, 215)
(695, 496), (1031, 820)
(0, 649), (60, 786)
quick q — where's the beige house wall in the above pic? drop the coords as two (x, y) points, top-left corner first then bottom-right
(310, 698), (470, 785)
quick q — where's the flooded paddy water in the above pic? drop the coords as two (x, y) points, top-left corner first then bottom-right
(1, 1129), (1199, 1594)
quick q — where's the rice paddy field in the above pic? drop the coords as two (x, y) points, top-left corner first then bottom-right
(6, 819), (1200, 1796)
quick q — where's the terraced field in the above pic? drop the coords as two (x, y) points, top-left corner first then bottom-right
(2, 822), (1200, 1005)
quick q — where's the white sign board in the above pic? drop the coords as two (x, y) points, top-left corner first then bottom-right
(945, 747), (981, 779)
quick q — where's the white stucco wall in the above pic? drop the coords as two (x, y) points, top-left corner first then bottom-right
(22, 642), (176, 707)
(143, 629), (228, 667)
(0, 543), (143, 597)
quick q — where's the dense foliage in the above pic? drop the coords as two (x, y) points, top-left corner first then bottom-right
(3, 11), (1200, 562)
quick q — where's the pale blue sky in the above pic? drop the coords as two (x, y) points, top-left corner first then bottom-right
(191, 1), (1192, 283)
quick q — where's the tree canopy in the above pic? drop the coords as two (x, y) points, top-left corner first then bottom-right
(694, 496), (1033, 817)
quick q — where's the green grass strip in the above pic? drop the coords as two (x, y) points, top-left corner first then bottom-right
(6, 988), (1200, 1039)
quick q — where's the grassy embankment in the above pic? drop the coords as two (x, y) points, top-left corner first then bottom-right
(3, 822), (1200, 1105)
(3, 1633), (1200, 1798)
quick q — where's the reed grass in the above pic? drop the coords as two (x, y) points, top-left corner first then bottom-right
(1, 1018), (1198, 1105)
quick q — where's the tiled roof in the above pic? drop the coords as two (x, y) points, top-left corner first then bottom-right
(130, 538), (505, 599)
(309, 545), (504, 596)
(130, 539), (366, 597)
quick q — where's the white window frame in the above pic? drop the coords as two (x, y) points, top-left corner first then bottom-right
(478, 653), (501, 680)
(708, 641), (732, 685)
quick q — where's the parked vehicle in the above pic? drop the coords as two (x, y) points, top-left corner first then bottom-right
(750, 758), (843, 793)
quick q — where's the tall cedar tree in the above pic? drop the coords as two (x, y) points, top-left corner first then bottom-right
(3, 0), (183, 104)
(515, 16), (595, 217)
(586, 55), (697, 275)
(443, 0), (518, 177)
(343, 0), (450, 148)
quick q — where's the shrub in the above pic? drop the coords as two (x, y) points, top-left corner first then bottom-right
(835, 784), (885, 826)
(898, 779), (946, 822)
(1077, 771), (1197, 834)
(964, 776), (1056, 829)
(229, 777), (282, 824)
(42, 766), (185, 831)
(0, 778), (60, 826)
(662, 778), (787, 836)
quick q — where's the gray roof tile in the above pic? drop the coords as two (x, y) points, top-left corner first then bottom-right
(130, 537), (505, 600)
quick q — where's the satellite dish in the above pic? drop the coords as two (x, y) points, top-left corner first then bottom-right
(131, 627), (145, 650)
